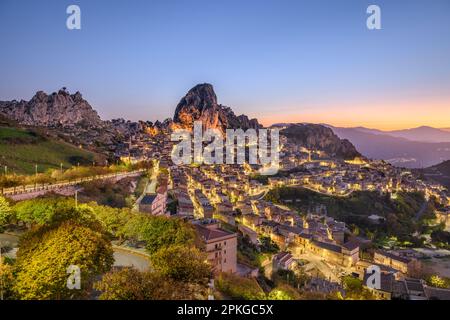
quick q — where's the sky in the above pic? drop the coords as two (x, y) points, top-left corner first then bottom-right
(0, 0), (449, 130)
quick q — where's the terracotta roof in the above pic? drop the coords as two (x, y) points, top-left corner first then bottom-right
(195, 224), (236, 242)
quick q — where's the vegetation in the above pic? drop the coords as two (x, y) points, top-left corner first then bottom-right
(150, 245), (210, 283)
(341, 276), (377, 300)
(79, 178), (136, 208)
(123, 215), (196, 254)
(0, 126), (100, 175)
(237, 235), (273, 268)
(94, 267), (208, 300)
(426, 275), (450, 289)
(0, 256), (14, 300)
(265, 187), (434, 243)
(430, 230), (450, 248)
(0, 159), (152, 190)
(0, 196), (12, 226)
(14, 220), (113, 299)
(0, 195), (208, 300)
(134, 175), (149, 198)
(215, 272), (266, 300)
(268, 284), (302, 300)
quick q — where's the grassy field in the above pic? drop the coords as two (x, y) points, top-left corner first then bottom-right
(0, 126), (98, 174)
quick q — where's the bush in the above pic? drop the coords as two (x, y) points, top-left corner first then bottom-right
(215, 272), (266, 300)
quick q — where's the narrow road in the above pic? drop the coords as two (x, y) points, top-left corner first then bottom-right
(415, 201), (429, 220)
(3, 170), (145, 201)
(133, 162), (159, 211)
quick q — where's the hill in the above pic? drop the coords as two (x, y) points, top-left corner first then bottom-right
(265, 187), (434, 243)
(327, 125), (450, 168)
(0, 88), (101, 127)
(280, 124), (361, 160)
(172, 83), (261, 132)
(0, 126), (102, 175)
(420, 160), (450, 189)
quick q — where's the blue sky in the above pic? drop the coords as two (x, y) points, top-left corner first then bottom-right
(1, 0), (449, 129)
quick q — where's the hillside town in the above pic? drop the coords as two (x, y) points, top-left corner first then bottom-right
(122, 123), (450, 300)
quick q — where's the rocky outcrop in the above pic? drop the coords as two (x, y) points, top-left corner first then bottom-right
(0, 88), (102, 127)
(173, 83), (261, 132)
(280, 123), (361, 160)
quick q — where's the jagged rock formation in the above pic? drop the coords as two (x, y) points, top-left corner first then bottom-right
(0, 88), (102, 127)
(173, 83), (260, 132)
(280, 123), (361, 160)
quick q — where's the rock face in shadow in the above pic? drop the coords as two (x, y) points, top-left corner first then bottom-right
(0, 88), (102, 127)
(173, 83), (260, 132)
(281, 123), (361, 160)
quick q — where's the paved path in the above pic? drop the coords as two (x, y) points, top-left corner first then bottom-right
(3, 170), (145, 201)
(133, 164), (159, 211)
(112, 246), (151, 271)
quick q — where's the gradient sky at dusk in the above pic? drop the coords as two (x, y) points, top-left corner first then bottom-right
(1, 0), (449, 129)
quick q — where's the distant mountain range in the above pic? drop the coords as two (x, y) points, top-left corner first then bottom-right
(342, 126), (450, 143)
(324, 125), (450, 168)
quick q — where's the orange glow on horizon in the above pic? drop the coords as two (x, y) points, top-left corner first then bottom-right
(254, 99), (450, 131)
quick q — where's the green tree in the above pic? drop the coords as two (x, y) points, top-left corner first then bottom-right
(88, 202), (135, 239)
(124, 215), (196, 254)
(342, 276), (376, 300)
(94, 267), (208, 300)
(151, 245), (210, 283)
(0, 257), (14, 300)
(268, 284), (301, 300)
(13, 198), (102, 231)
(0, 196), (12, 226)
(215, 272), (266, 300)
(14, 220), (113, 299)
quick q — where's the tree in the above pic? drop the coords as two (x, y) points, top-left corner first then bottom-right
(124, 215), (196, 254)
(0, 257), (14, 300)
(259, 236), (280, 254)
(13, 198), (102, 231)
(94, 267), (208, 300)
(0, 196), (12, 226)
(150, 245), (210, 283)
(87, 202), (135, 239)
(342, 276), (376, 300)
(14, 220), (113, 299)
(215, 272), (266, 300)
(268, 284), (301, 300)
(427, 275), (449, 289)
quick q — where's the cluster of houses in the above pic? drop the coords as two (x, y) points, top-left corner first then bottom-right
(123, 128), (450, 299)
